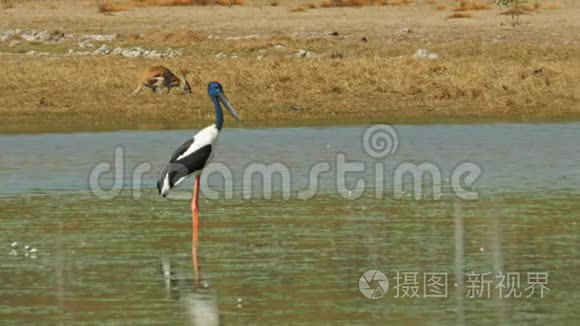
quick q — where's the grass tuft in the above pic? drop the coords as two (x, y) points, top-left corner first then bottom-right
(1, 0), (14, 9)
(289, 2), (318, 12)
(499, 8), (528, 16)
(447, 11), (473, 19)
(453, 0), (490, 11)
(96, 0), (245, 12)
(96, 1), (130, 13)
(141, 0), (195, 5)
(289, 6), (306, 12)
(319, 0), (412, 8)
(541, 2), (561, 10)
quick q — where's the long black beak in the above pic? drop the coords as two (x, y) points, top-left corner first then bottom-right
(218, 93), (241, 122)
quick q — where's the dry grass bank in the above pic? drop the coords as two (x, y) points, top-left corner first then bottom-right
(0, 1), (579, 132)
(1, 41), (578, 126)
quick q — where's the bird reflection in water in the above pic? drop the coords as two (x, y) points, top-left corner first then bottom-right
(161, 251), (218, 326)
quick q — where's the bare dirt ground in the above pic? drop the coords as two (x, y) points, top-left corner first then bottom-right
(0, 1), (579, 132)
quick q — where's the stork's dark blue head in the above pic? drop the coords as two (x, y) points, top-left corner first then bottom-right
(207, 81), (224, 97)
(207, 81), (241, 123)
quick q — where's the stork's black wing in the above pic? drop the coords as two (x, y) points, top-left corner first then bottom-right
(169, 137), (194, 162)
(157, 140), (213, 196)
(174, 144), (212, 176)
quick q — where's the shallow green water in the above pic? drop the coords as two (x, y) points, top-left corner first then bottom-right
(0, 124), (579, 324)
(0, 192), (578, 324)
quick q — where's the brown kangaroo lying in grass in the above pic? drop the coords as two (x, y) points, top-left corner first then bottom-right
(132, 66), (192, 95)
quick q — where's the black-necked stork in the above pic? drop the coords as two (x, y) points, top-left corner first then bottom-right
(156, 81), (240, 276)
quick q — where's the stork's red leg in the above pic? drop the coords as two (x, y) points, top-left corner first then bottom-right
(192, 175), (200, 239)
(191, 175), (201, 286)
(192, 240), (200, 287)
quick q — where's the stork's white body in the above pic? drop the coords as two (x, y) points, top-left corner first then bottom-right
(177, 125), (219, 163)
(158, 124), (220, 197)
